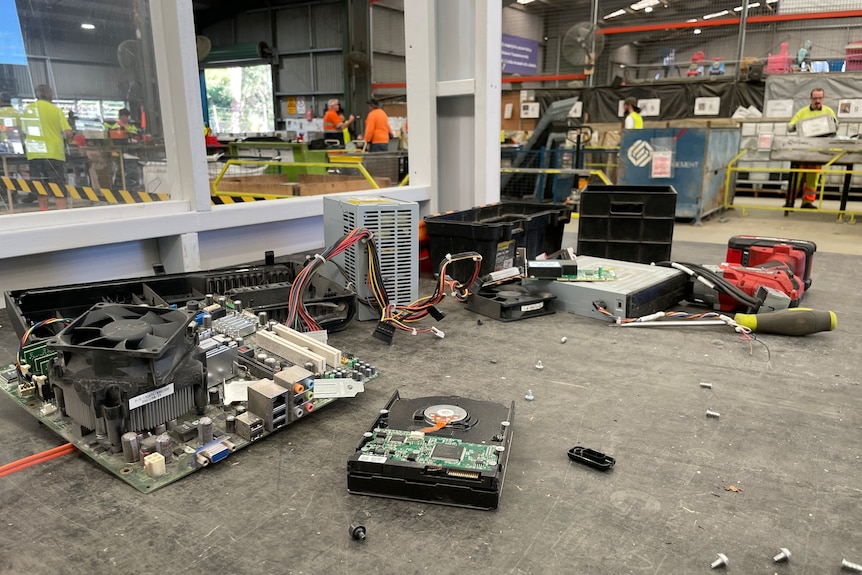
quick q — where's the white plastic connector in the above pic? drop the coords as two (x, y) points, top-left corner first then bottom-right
(313, 253), (326, 264)
(444, 253), (453, 261)
(430, 327), (445, 339)
(144, 452), (166, 478)
(411, 328), (417, 336)
(636, 311), (666, 323)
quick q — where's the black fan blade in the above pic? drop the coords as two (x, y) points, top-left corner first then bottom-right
(80, 307), (139, 327)
(150, 322), (180, 339)
(139, 310), (167, 325)
(135, 333), (168, 350)
(67, 326), (106, 345)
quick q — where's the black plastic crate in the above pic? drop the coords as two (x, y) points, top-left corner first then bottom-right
(424, 202), (573, 278)
(577, 185), (676, 264)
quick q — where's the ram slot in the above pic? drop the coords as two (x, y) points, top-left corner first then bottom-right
(255, 330), (326, 373)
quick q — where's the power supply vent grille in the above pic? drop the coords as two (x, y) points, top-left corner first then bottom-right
(323, 197), (419, 320)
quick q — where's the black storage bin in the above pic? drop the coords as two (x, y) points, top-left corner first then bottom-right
(577, 185), (676, 264)
(424, 202), (573, 278)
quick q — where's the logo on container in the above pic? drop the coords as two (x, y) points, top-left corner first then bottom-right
(627, 140), (653, 167)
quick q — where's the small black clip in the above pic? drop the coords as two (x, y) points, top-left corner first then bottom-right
(567, 446), (615, 471)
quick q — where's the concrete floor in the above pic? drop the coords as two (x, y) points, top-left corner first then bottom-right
(1, 213), (861, 574)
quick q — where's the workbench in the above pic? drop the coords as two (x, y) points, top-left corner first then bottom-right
(0, 240), (860, 574)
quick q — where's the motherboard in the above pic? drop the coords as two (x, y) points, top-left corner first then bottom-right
(1, 267), (377, 493)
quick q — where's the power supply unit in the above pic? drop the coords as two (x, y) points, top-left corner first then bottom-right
(323, 196), (419, 321)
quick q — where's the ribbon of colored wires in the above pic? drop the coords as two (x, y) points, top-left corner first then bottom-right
(17, 318), (72, 374)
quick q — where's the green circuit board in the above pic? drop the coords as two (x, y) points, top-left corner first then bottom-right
(0, 329), (379, 493)
(358, 428), (501, 472)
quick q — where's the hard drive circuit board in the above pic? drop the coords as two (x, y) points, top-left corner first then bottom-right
(357, 428), (502, 472)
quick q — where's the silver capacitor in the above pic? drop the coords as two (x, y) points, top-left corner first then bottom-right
(121, 432), (140, 463)
(264, 357), (277, 369)
(257, 312), (268, 326)
(202, 313), (212, 329)
(156, 434), (172, 462)
(198, 417), (214, 444)
(225, 415), (236, 433)
(233, 300), (243, 314)
(217, 296), (227, 308)
(205, 293), (214, 306)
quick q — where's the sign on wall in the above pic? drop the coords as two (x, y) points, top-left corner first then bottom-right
(502, 34), (539, 75)
(694, 97), (720, 116)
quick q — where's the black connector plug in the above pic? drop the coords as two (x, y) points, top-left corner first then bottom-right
(428, 305), (445, 321)
(372, 321), (396, 344)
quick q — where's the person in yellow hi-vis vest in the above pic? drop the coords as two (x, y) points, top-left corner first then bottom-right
(787, 87), (837, 209)
(623, 97), (643, 129)
(21, 84), (72, 211)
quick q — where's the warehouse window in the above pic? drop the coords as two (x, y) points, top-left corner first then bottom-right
(204, 65), (274, 134)
(0, 0), (166, 212)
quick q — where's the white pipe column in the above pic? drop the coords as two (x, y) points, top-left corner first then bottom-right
(404, 1), (438, 213)
(406, 0), (501, 213)
(149, 0), (209, 214)
(148, 0), (210, 272)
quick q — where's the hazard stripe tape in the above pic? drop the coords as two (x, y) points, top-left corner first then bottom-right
(211, 195), (271, 204)
(1, 178), (170, 204)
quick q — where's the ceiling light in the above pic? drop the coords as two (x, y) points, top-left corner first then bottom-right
(80, 23), (95, 30)
(687, 18), (699, 22)
(604, 9), (627, 19)
(703, 9), (729, 19)
(734, 2), (760, 10)
(645, 6), (653, 12)
(630, 0), (660, 10)
(516, 0), (535, 4)
(694, 28), (702, 34)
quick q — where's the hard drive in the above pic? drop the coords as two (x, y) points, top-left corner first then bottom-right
(347, 390), (515, 510)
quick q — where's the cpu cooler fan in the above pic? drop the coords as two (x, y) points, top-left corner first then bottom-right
(48, 303), (205, 436)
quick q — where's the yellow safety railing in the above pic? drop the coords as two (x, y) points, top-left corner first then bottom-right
(724, 149), (861, 223)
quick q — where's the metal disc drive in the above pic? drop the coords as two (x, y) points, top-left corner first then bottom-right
(423, 404), (468, 426)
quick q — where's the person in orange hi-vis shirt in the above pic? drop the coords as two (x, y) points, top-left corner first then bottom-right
(363, 98), (393, 153)
(323, 99), (354, 146)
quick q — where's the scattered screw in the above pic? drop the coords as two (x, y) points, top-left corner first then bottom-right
(706, 409), (721, 418)
(560, 337), (567, 344)
(699, 382), (713, 389)
(349, 523), (367, 541)
(773, 548), (791, 563)
(477, 319), (483, 325)
(843, 559), (862, 572)
(535, 360), (544, 370)
(710, 553), (729, 569)
(525, 390), (534, 401)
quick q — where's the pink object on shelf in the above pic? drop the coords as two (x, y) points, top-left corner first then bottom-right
(766, 42), (792, 74)
(845, 41), (862, 71)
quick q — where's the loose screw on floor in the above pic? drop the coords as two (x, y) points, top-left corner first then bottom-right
(710, 553), (729, 569)
(843, 558), (862, 572)
(773, 548), (791, 563)
(706, 410), (721, 418)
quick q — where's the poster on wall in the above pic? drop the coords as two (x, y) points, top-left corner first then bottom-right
(638, 99), (661, 117)
(837, 99), (862, 118)
(764, 99), (794, 118)
(501, 34), (539, 75)
(694, 97), (720, 116)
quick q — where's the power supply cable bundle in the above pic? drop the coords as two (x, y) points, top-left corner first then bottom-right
(286, 227), (482, 343)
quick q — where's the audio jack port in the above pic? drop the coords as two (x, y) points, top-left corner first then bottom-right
(349, 523), (367, 541)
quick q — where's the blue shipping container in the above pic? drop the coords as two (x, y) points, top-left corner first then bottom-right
(618, 127), (740, 223)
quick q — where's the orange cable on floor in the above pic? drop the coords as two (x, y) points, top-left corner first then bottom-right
(0, 443), (76, 478)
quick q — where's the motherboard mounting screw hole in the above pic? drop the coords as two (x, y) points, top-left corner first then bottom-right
(121, 467), (133, 474)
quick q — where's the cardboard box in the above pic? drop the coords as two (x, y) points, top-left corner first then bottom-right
(214, 174), (299, 196)
(295, 174), (391, 196)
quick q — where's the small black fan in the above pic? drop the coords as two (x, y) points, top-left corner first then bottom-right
(467, 281), (556, 322)
(49, 303), (196, 385)
(57, 305), (190, 355)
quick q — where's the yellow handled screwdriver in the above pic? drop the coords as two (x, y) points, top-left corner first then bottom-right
(734, 308), (837, 336)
